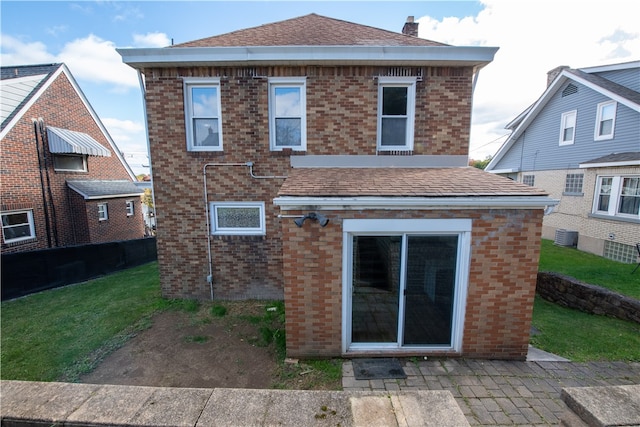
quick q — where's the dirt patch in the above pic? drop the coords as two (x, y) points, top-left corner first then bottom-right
(79, 301), (341, 390)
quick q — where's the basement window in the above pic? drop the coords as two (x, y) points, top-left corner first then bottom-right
(210, 202), (265, 235)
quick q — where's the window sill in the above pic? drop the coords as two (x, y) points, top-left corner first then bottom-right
(588, 213), (640, 224)
(562, 192), (584, 197)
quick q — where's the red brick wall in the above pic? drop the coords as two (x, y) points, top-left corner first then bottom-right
(281, 208), (543, 360)
(1, 70), (144, 253)
(143, 65), (474, 299)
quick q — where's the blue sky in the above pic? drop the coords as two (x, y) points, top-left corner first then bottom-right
(2, 1), (639, 174)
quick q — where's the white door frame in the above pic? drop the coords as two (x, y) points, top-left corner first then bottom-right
(341, 218), (472, 354)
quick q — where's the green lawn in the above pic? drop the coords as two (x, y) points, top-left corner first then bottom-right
(1, 262), (165, 381)
(2, 242), (640, 383)
(538, 239), (640, 299)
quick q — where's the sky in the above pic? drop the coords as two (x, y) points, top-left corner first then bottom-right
(2, 1), (639, 175)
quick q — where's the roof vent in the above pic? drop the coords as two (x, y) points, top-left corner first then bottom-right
(402, 16), (419, 37)
(562, 84), (578, 97)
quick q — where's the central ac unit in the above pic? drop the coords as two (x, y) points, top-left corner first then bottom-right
(554, 229), (578, 247)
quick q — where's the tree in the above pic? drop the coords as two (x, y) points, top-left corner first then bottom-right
(469, 155), (492, 170)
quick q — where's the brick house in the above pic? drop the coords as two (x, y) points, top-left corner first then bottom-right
(1, 64), (144, 254)
(119, 14), (556, 359)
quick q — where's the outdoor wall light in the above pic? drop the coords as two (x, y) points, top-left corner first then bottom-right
(294, 212), (329, 228)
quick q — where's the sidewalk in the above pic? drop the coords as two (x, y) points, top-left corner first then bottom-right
(342, 357), (640, 426)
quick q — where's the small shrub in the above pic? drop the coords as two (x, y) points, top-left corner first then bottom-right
(210, 305), (227, 317)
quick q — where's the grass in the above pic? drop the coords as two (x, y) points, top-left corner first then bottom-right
(538, 239), (640, 299)
(531, 296), (640, 362)
(1, 262), (165, 382)
(2, 241), (638, 385)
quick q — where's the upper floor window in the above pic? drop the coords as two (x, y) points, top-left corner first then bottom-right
(53, 154), (87, 172)
(98, 203), (108, 221)
(1, 210), (35, 244)
(377, 77), (416, 151)
(594, 101), (616, 141)
(522, 174), (535, 186)
(210, 202), (266, 235)
(269, 78), (306, 151)
(126, 200), (134, 217)
(559, 110), (576, 145)
(564, 173), (584, 195)
(594, 176), (640, 219)
(184, 78), (223, 151)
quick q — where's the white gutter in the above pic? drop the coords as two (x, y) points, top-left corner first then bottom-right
(273, 196), (558, 210)
(579, 159), (640, 169)
(117, 45), (498, 68)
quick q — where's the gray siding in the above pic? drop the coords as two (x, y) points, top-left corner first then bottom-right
(492, 77), (640, 172)
(596, 68), (640, 91)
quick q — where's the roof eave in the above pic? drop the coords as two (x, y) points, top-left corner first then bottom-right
(273, 195), (557, 210)
(117, 45), (498, 69)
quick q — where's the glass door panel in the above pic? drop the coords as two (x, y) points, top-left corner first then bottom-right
(351, 235), (401, 343)
(403, 235), (458, 346)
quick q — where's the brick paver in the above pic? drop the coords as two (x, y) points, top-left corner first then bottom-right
(342, 359), (640, 426)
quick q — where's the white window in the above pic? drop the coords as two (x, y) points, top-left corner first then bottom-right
(53, 154), (87, 172)
(126, 200), (134, 217)
(522, 175), (535, 186)
(1, 210), (35, 243)
(559, 110), (577, 145)
(269, 78), (306, 151)
(594, 176), (640, 219)
(184, 78), (223, 151)
(98, 203), (108, 221)
(210, 202), (265, 235)
(377, 77), (416, 151)
(594, 101), (616, 141)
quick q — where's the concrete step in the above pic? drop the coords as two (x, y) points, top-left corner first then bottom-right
(561, 384), (640, 427)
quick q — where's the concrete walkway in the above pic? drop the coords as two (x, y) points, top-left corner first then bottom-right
(342, 357), (640, 426)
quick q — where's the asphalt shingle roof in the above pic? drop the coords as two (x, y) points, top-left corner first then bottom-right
(173, 14), (446, 48)
(67, 180), (142, 200)
(278, 167), (548, 197)
(581, 152), (640, 164)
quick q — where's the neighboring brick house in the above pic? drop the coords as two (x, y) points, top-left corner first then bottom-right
(1, 63), (144, 254)
(486, 61), (640, 263)
(119, 14), (556, 359)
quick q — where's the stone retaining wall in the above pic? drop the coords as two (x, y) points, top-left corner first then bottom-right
(537, 272), (640, 324)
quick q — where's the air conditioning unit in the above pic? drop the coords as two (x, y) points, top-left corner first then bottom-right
(554, 229), (578, 247)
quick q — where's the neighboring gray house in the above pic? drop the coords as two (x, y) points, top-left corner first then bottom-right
(486, 61), (640, 263)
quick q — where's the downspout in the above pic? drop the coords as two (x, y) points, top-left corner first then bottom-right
(38, 118), (59, 247)
(136, 70), (156, 226)
(203, 162), (287, 300)
(32, 119), (52, 248)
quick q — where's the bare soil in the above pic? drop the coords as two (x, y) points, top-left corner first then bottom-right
(80, 301), (280, 389)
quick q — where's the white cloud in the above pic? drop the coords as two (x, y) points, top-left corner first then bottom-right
(58, 34), (139, 90)
(0, 34), (57, 65)
(418, 0), (640, 159)
(102, 117), (149, 175)
(133, 32), (171, 48)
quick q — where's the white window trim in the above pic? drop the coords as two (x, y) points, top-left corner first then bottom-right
(184, 77), (223, 152)
(1, 210), (36, 243)
(594, 100), (616, 141)
(377, 76), (416, 152)
(126, 200), (134, 217)
(98, 203), (108, 221)
(341, 218), (471, 354)
(593, 175), (640, 219)
(268, 77), (307, 151)
(210, 201), (266, 235)
(559, 110), (577, 146)
(53, 154), (87, 172)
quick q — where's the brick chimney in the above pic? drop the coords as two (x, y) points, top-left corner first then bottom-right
(547, 65), (570, 86)
(402, 16), (419, 37)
